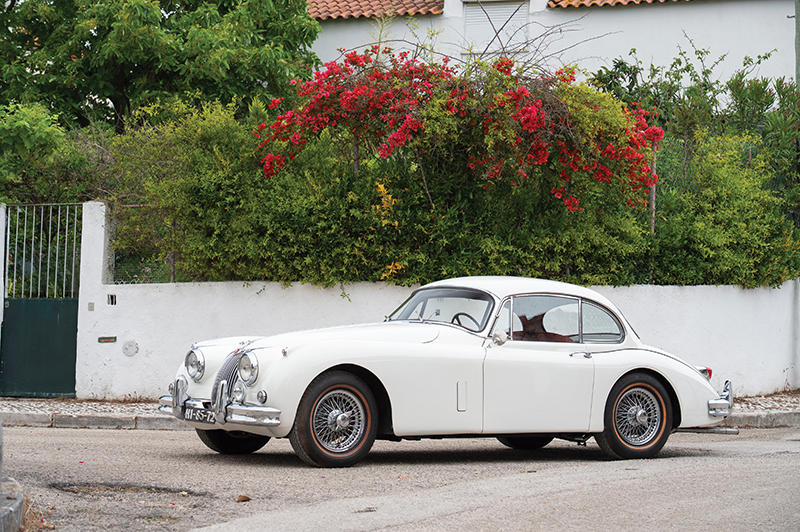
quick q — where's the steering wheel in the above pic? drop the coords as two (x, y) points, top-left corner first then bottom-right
(451, 312), (480, 330)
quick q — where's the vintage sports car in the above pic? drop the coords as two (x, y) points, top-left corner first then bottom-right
(159, 276), (737, 467)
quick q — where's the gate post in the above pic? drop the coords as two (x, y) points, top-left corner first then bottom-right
(75, 202), (112, 398)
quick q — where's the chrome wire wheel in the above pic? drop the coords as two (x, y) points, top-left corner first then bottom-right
(312, 389), (366, 453)
(614, 387), (662, 446)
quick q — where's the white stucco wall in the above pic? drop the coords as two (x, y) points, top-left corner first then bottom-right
(75, 202), (799, 399)
(75, 203), (411, 399)
(593, 282), (800, 396)
(313, 0), (796, 81)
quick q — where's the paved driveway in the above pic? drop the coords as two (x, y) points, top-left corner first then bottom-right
(6, 427), (800, 530)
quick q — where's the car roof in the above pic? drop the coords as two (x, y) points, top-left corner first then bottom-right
(422, 276), (616, 307)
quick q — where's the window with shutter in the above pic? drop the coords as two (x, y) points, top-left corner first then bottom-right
(463, 1), (530, 53)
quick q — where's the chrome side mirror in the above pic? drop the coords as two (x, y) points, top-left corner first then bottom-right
(491, 332), (509, 346)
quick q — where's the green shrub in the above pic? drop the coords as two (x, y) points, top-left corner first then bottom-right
(653, 132), (799, 287)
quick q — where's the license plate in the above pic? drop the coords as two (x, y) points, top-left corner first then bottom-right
(185, 407), (216, 424)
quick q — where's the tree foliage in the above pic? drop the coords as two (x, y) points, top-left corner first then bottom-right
(652, 132), (799, 286)
(4, 38), (797, 288)
(591, 44), (800, 226)
(0, 101), (108, 203)
(0, 0), (319, 130)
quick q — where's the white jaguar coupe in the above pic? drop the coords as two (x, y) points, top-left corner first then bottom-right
(159, 276), (737, 467)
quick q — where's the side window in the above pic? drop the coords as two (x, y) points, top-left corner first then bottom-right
(511, 295), (578, 343)
(490, 300), (511, 339)
(582, 301), (623, 343)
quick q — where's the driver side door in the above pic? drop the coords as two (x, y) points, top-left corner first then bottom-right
(483, 295), (595, 433)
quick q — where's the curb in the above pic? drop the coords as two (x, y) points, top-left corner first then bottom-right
(134, 416), (192, 431)
(722, 411), (800, 428)
(0, 477), (23, 532)
(0, 410), (798, 431)
(0, 412), (191, 431)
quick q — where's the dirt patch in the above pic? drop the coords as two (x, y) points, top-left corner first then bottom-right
(21, 497), (55, 531)
(50, 482), (205, 497)
(741, 388), (800, 399)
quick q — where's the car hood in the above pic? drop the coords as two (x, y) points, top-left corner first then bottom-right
(193, 321), (442, 354)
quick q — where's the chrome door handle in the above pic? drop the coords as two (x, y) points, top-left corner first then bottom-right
(570, 352), (592, 359)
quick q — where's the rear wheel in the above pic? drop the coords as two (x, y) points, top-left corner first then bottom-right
(595, 373), (672, 459)
(289, 371), (378, 467)
(497, 435), (554, 450)
(195, 429), (270, 454)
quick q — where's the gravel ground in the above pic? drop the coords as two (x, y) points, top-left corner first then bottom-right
(0, 390), (797, 417)
(6, 427), (800, 531)
(733, 390), (800, 411)
(0, 398), (159, 417)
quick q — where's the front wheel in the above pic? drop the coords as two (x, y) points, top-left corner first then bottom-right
(289, 371), (378, 467)
(195, 429), (270, 454)
(595, 373), (672, 459)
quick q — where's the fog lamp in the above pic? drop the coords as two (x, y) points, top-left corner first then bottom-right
(231, 381), (246, 403)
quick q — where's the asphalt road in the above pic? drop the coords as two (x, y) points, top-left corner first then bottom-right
(5, 427), (799, 531)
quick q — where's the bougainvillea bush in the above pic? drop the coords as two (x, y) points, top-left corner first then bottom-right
(248, 48), (663, 284)
(257, 48), (662, 211)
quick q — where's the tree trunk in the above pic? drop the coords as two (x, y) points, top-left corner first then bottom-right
(649, 149), (658, 284)
(649, 153), (657, 235)
(353, 135), (360, 178)
(110, 94), (129, 133)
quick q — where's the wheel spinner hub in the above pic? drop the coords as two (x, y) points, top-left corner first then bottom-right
(615, 387), (662, 446)
(327, 410), (351, 430)
(312, 389), (366, 453)
(625, 406), (649, 426)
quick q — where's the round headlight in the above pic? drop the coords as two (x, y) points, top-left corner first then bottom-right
(184, 349), (205, 382)
(237, 353), (259, 385)
(231, 381), (246, 403)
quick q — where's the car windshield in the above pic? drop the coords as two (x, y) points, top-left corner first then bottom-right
(387, 287), (495, 332)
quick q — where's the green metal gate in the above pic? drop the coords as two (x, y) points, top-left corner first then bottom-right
(1, 204), (81, 397)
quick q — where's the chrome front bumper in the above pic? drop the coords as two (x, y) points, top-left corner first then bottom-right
(158, 378), (281, 428)
(708, 380), (734, 417)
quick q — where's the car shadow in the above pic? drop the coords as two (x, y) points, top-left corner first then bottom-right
(168, 441), (716, 468)
(366, 445), (604, 465)
(363, 444), (717, 465)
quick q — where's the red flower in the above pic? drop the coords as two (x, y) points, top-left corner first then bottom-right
(261, 153), (286, 179)
(643, 126), (665, 143)
(492, 57), (514, 76)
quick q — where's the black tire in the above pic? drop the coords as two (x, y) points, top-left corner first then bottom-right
(289, 371), (378, 467)
(195, 429), (270, 454)
(594, 372), (672, 459)
(497, 435), (554, 450)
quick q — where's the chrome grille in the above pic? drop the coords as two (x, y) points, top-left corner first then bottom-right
(212, 352), (242, 406)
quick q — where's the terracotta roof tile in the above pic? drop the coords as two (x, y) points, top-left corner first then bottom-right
(308, 0), (444, 21)
(548, 0), (690, 8)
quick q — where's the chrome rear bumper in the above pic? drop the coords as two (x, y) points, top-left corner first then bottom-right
(158, 379), (281, 428)
(708, 380), (734, 417)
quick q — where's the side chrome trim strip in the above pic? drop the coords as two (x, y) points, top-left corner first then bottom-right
(675, 427), (739, 435)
